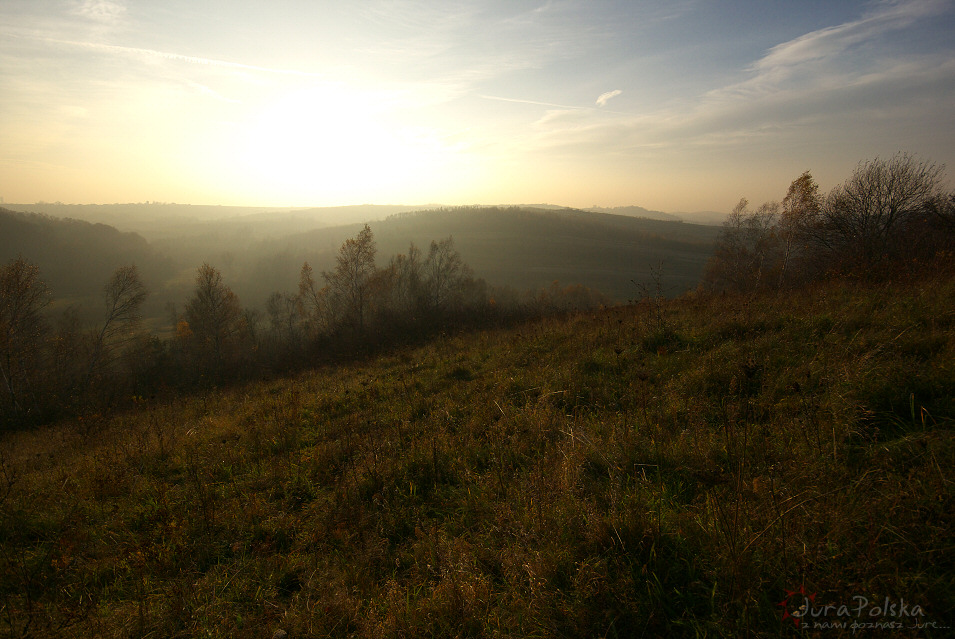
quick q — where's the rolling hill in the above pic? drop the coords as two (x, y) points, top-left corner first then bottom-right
(0, 207), (176, 318)
(260, 207), (720, 304)
(2, 205), (720, 324)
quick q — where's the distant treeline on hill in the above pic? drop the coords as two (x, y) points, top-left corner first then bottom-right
(1, 203), (719, 315)
(364, 206), (719, 301)
(0, 224), (609, 429)
(0, 208), (175, 302)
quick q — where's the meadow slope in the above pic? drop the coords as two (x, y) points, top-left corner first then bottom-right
(1, 274), (953, 637)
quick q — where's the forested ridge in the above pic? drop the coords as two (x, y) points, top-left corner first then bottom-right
(1, 218), (615, 429)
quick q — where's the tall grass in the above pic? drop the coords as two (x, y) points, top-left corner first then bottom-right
(1, 273), (952, 637)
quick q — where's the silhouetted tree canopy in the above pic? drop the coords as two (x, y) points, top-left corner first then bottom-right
(704, 153), (954, 292)
(185, 263), (243, 372)
(324, 224), (377, 333)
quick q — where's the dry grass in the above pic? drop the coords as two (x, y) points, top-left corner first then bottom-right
(1, 274), (953, 637)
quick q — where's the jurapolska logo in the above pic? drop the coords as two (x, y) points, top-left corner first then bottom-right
(777, 587), (945, 631)
(778, 585), (815, 627)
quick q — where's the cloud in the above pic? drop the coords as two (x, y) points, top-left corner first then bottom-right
(72, 0), (127, 24)
(354, 1), (623, 97)
(519, 0), (955, 164)
(742, 0), (951, 94)
(479, 93), (634, 118)
(534, 109), (591, 129)
(41, 37), (327, 78)
(480, 94), (588, 110)
(596, 90), (622, 107)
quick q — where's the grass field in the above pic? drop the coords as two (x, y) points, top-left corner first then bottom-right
(1, 272), (953, 637)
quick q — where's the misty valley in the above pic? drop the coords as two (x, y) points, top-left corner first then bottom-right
(1, 203), (719, 328)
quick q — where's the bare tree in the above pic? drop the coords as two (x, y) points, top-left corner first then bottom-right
(389, 243), (424, 317)
(930, 193), (955, 230)
(423, 236), (472, 314)
(902, 191), (955, 259)
(267, 291), (301, 346)
(85, 265), (148, 386)
(820, 153), (945, 269)
(0, 258), (49, 423)
(184, 263), (243, 371)
(323, 225), (377, 333)
(703, 199), (780, 294)
(298, 262), (334, 338)
(243, 307), (261, 348)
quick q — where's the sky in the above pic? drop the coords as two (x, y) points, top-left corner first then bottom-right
(1, 0), (954, 213)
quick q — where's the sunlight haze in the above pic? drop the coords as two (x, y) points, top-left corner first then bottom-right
(2, 0), (954, 212)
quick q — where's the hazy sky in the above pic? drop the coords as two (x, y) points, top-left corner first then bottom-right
(2, 0), (954, 212)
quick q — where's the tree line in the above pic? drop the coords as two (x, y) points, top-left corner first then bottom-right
(703, 153), (955, 294)
(1, 227), (607, 429)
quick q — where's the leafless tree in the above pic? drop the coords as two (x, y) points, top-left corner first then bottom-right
(323, 224), (377, 333)
(267, 291), (301, 346)
(298, 262), (334, 337)
(931, 193), (955, 230)
(0, 257), (49, 423)
(423, 236), (472, 314)
(184, 263), (243, 371)
(703, 199), (780, 294)
(819, 153), (945, 269)
(85, 265), (147, 386)
(778, 171), (822, 288)
(389, 243), (424, 317)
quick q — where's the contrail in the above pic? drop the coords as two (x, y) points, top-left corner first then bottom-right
(479, 94), (631, 115)
(12, 30), (326, 78)
(479, 94), (589, 110)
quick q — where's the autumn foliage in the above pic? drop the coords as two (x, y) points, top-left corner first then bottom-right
(703, 153), (955, 294)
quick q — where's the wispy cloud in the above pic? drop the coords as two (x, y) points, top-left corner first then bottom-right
(596, 90), (622, 107)
(72, 0), (127, 24)
(527, 0), (955, 159)
(479, 94), (634, 118)
(37, 36), (327, 78)
(351, 0), (619, 95)
(2, 0), (952, 207)
(733, 0), (952, 97)
(480, 94), (589, 111)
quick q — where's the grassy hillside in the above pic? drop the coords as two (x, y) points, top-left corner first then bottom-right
(1, 273), (952, 637)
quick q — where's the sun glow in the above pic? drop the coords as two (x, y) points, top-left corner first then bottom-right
(237, 86), (444, 202)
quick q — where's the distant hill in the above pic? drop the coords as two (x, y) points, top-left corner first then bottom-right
(0, 207), (175, 314)
(2, 205), (719, 317)
(0, 202), (430, 241)
(584, 205), (681, 222)
(270, 206), (719, 302)
(672, 209), (728, 225)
